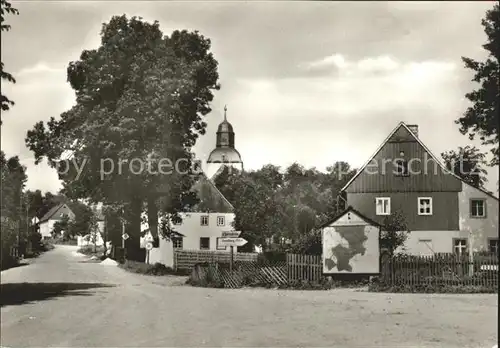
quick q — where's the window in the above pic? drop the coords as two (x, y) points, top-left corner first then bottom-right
(488, 239), (498, 254)
(418, 197), (433, 215)
(217, 216), (225, 226)
(394, 159), (409, 176)
(470, 199), (486, 218)
(200, 237), (210, 250)
(200, 215), (209, 226)
(453, 238), (468, 255)
(216, 237), (227, 250)
(221, 154), (228, 162)
(172, 238), (183, 250)
(376, 197), (391, 215)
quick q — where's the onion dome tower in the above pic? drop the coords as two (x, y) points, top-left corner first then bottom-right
(206, 105), (244, 178)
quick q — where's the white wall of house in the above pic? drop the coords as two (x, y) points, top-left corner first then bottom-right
(400, 230), (470, 255)
(39, 220), (56, 239)
(144, 212), (236, 267)
(458, 183), (498, 252)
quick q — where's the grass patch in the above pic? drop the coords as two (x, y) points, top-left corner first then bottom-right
(119, 260), (186, 276)
(78, 245), (105, 257)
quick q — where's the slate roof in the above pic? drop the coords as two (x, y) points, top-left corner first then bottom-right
(341, 121), (499, 200)
(318, 206), (383, 229)
(39, 203), (70, 223)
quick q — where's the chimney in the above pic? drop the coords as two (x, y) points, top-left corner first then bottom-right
(407, 124), (418, 137)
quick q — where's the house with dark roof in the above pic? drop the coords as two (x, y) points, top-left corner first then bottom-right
(145, 173), (236, 267)
(340, 122), (499, 256)
(39, 202), (76, 239)
(39, 201), (106, 241)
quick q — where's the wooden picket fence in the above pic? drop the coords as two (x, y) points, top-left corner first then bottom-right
(185, 251), (323, 288)
(287, 253), (323, 283)
(379, 252), (498, 288)
(174, 249), (258, 271)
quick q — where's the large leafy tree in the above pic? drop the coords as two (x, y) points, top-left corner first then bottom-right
(457, 4), (499, 166)
(214, 161), (357, 252)
(0, 0), (19, 118)
(1, 152), (27, 265)
(441, 146), (488, 188)
(25, 16), (220, 259)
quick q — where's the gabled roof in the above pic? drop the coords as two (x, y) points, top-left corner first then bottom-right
(340, 122), (499, 201)
(318, 206), (382, 229)
(39, 202), (73, 223)
(190, 172), (235, 213)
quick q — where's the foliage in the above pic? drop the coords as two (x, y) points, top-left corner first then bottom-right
(457, 4), (499, 166)
(119, 260), (182, 276)
(289, 229), (322, 255)
(25, 15), (220, 258)
(78, 245), (104, 256)
(380, 211), (410, 256)
(441, 145), (488, 188)
(52, 215), (70, 238)
(213, 161), (357, 252)
(0, 0), (19, 118)
(67, 202), (96, 238)
(1, 151), (27, 267)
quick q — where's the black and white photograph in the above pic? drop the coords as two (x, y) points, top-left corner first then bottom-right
(1, 1), (498, 347)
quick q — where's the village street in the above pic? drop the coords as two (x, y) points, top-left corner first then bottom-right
(1, 246), (497, 347)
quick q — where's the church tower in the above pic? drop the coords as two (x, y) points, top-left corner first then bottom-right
(206, 105), (243, 179)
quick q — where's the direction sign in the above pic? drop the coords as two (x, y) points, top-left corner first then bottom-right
(122, 233), (129, 240)
(218, 237), (247, 247)
(145, 242), (153, 251)
(221, 230), (241, 238)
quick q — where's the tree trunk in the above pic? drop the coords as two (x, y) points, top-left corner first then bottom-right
(103, 216), (108, 257)
(125, 197), (143, 261)
(147, 196), (158, 238)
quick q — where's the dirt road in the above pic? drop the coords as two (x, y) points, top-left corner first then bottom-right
(1, 245), (497, 347)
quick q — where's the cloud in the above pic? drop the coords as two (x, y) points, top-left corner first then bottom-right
(16, 62), (63, 76)
(236, 55), (458, 119)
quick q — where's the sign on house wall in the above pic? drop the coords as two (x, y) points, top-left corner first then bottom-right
(322, 211), (380, 274)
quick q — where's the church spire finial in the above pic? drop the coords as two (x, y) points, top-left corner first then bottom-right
(224, 105), (227, 121)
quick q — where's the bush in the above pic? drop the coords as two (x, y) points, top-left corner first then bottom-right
(257, 250), (287, 264)
(78, 245), (104, 256)
(119, 260), (183, 276)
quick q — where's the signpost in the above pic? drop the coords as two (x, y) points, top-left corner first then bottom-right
(219, 231), (246, 272)
(145, 242), (153, 264)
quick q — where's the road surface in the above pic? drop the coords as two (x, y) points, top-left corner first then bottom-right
(1, 245), (497, 347)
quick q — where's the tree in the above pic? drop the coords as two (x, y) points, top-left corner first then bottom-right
(0, 0), (19, 118)
(457, 4), (499, 166)
(1, 151), (27, 266)
(380, 211), (410, 256)
(441, 145), (488, 188)
(66, 202), (94, 239)
(25, 16), (220, 260)
(52, 215), (70, 239)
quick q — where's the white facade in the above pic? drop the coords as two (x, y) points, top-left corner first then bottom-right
(145, 212), (236, 267)
(458, 182), (498, 252)
(39, 220), (57, 239)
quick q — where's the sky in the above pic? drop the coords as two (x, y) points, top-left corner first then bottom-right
(1, 0), (498, 195)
